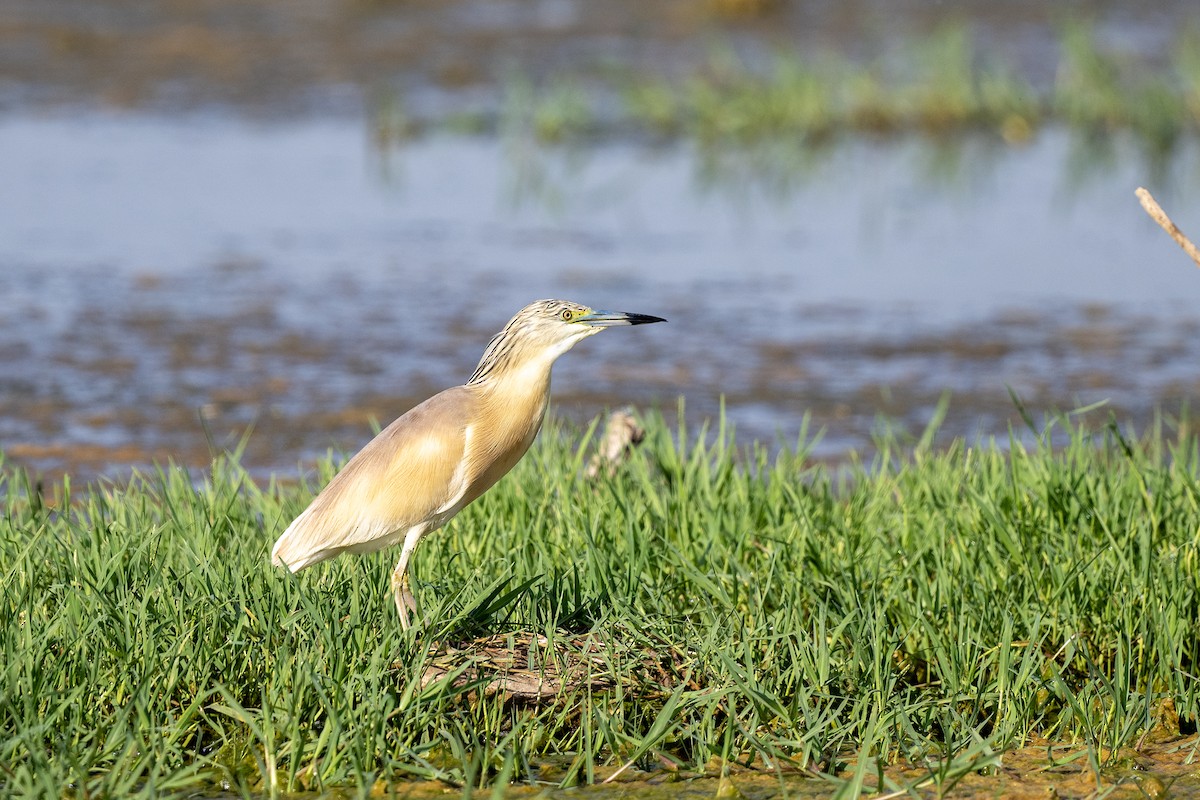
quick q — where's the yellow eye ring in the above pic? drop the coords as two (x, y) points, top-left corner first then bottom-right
(560, 308), (574, 321)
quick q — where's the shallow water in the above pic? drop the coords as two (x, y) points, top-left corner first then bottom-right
(3, 112), (1200, 480)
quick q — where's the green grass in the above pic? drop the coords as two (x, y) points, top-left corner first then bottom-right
(4, 408), (1200, 797)
(381, 22), (1200, 153)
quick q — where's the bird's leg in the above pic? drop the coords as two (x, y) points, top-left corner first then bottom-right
(391, 533), (421, 630)
(392, 570), (417, 630)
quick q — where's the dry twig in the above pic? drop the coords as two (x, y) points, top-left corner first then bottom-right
(585, 407), (646, 479)
(1136, 186), (1200, 269)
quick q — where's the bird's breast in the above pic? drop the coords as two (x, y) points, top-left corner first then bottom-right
(458, 382), (549, 506)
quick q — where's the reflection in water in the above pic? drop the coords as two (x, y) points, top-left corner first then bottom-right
(665, 130), (1200, 210)
(2, 113), (1200, 480)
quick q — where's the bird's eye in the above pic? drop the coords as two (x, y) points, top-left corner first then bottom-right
(561, 308), (574, 321)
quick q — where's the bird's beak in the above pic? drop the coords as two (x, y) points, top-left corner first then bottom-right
(578, 309), (667, 327)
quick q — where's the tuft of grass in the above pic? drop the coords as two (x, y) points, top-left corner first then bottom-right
(3, 408), (1200, 796)
(501, 74), (597, 143)
(901, 24), (983, 130)
(584, 24), (1024, 142)
(1176, 29), (1200, 128)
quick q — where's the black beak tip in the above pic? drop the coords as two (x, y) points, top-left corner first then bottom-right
(627, 313), (667, 325)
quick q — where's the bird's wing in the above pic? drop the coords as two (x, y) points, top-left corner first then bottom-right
(271, 387), (477, 570)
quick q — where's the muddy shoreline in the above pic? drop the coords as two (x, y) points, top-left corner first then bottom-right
(3, 0), (1197, 115)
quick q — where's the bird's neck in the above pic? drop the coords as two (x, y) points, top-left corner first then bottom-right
(473, 356), (554, 425)
(466, 359), (554, 484)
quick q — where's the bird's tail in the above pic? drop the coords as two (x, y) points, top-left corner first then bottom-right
(270, 511), (324, 572)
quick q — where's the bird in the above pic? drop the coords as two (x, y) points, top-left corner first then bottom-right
(271, 299), (665, 629)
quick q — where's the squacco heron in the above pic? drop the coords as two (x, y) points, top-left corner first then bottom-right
(271, 299), (665, 628)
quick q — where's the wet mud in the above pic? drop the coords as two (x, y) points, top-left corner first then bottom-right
(257, 737), (1200, 798)
(3, 264), (1198, 484)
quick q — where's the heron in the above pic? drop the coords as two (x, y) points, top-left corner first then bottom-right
(270, 299), (665, 628)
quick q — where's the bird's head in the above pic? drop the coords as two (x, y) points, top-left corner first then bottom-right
(468, 299), (666, 384)
(518, 299), (665, 344)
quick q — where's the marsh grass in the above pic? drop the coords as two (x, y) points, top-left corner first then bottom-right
(468, 23), (1200, 151)
(3, 408), (1200, 797)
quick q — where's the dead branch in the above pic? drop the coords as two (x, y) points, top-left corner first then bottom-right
(1136, 186), (1200, 269)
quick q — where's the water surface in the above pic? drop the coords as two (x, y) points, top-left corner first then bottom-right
(3, 113), (1200, 480)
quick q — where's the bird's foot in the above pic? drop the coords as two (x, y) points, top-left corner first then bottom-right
(393, 583), (419, 631)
